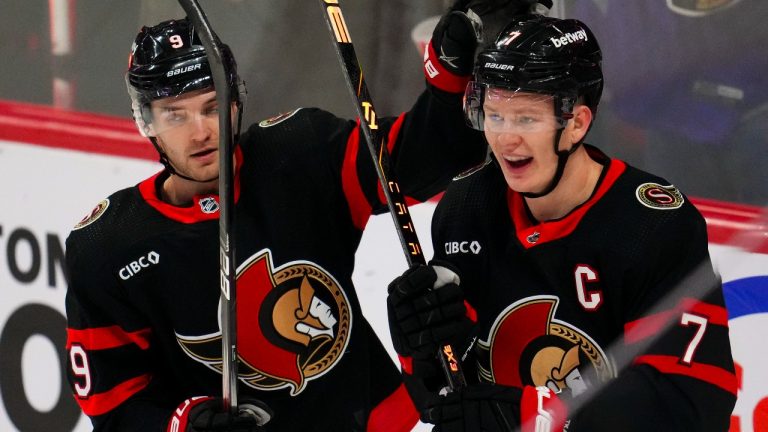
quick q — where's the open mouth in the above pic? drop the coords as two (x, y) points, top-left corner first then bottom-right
(191, 148), (216, 158)
(504, 155), (533, 169)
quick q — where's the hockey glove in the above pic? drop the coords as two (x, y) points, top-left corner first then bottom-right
(426, 0), (553, 92)
(424, 2), (482, 93)
(387, 263), (474, 381)
(168, 396), (273, 432)
(459, 0), (554, 53)
(422, 384), (568, 432)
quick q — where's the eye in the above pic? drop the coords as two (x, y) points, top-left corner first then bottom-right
(162, 109), (186, 124)
(204, 105), (219, 116)
(486, 112), (503, 122)
(517, 115), (536, 124)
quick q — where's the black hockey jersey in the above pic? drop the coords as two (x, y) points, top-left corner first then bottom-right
(431, 146), (737, 431)
(64, 89), (486, 431)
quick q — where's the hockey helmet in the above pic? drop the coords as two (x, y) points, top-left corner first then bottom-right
(125, 17), (243, 137)
(464, 14), (603, 131)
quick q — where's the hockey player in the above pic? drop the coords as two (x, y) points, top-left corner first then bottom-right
(60, 1), (516, 429)
(62, 2), (566, 431)
(387, 14), (738, 431)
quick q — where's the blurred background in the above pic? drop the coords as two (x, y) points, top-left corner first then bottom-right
(2, 0), (767, 204)
(1, 1), (767, 431)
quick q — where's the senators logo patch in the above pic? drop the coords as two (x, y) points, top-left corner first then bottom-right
(635, 183), (684, 210)
(73, 199), (110, 230)
(258, 108), (301, 128)
(177, 249), (351, 396)
(476, 296), (614, 397)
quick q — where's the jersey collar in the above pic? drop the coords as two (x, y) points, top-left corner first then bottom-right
(139, 146), (244, 223)
(508, 148), (626, 249)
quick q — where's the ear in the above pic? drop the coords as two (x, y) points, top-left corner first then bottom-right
(568, 104), (593, 144)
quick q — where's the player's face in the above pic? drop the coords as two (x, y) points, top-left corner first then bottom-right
(150, 88), (223, 182)
(482, 90), (566, 194)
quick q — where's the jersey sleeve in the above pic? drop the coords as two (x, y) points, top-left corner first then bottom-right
(324, 86), (487, 232)
(64, 230), (173, 430)
(571, 203), (737, 431)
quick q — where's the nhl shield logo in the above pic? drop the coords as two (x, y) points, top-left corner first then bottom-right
(177, 249), (352, 396)
(198, 197), (220, 214)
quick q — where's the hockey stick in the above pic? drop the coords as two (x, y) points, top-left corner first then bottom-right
(318, 0), (466, 391)
(177, 0), (239, 414)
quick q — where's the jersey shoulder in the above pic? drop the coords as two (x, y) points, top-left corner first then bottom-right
(593, 162), (708, 256)
(433, 159), (507, 233)
(65, 185), (163, 265)
(244, 107), (351, 146)
(240, 107), (353, 173)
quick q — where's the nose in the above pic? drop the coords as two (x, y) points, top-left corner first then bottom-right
(189, 114), (213, 142)
(495, 130), (524, 147)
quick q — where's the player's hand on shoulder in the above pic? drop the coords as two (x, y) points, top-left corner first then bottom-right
(387, 263), (474, 378)
(168, 396), (272, 432)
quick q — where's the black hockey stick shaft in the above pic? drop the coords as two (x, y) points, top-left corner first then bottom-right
(318, 0), (466, 391)
(177, 0), (239, 414)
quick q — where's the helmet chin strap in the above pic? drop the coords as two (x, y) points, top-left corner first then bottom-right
(521, 95), (581, 199)
(520, 130), (582, 199)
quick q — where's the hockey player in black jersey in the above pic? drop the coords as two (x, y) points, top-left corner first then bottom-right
(387, 13), (738, 432)
(59, 2), (519, 430)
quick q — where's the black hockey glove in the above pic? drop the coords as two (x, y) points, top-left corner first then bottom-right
(387, 263), (474, 381)
(431, 3), (483, 78)
(421, 384), (521, 432)
(168, 396), (273, 432)
(426, 0), (553, 92)
(422, 384), (568, 432)
(450, 0), (554, 56)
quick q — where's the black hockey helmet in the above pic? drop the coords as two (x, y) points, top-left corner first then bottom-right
(464, 14), (603, 130)
(125, 17), (243, 137)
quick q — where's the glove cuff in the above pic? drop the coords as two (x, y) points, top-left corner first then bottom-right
(167, 396), (214, 432)
(423, 40), (472, 94)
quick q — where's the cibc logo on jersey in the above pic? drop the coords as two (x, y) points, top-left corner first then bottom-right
(119, 251), (160, 280)
(445, 240), (482, 255)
